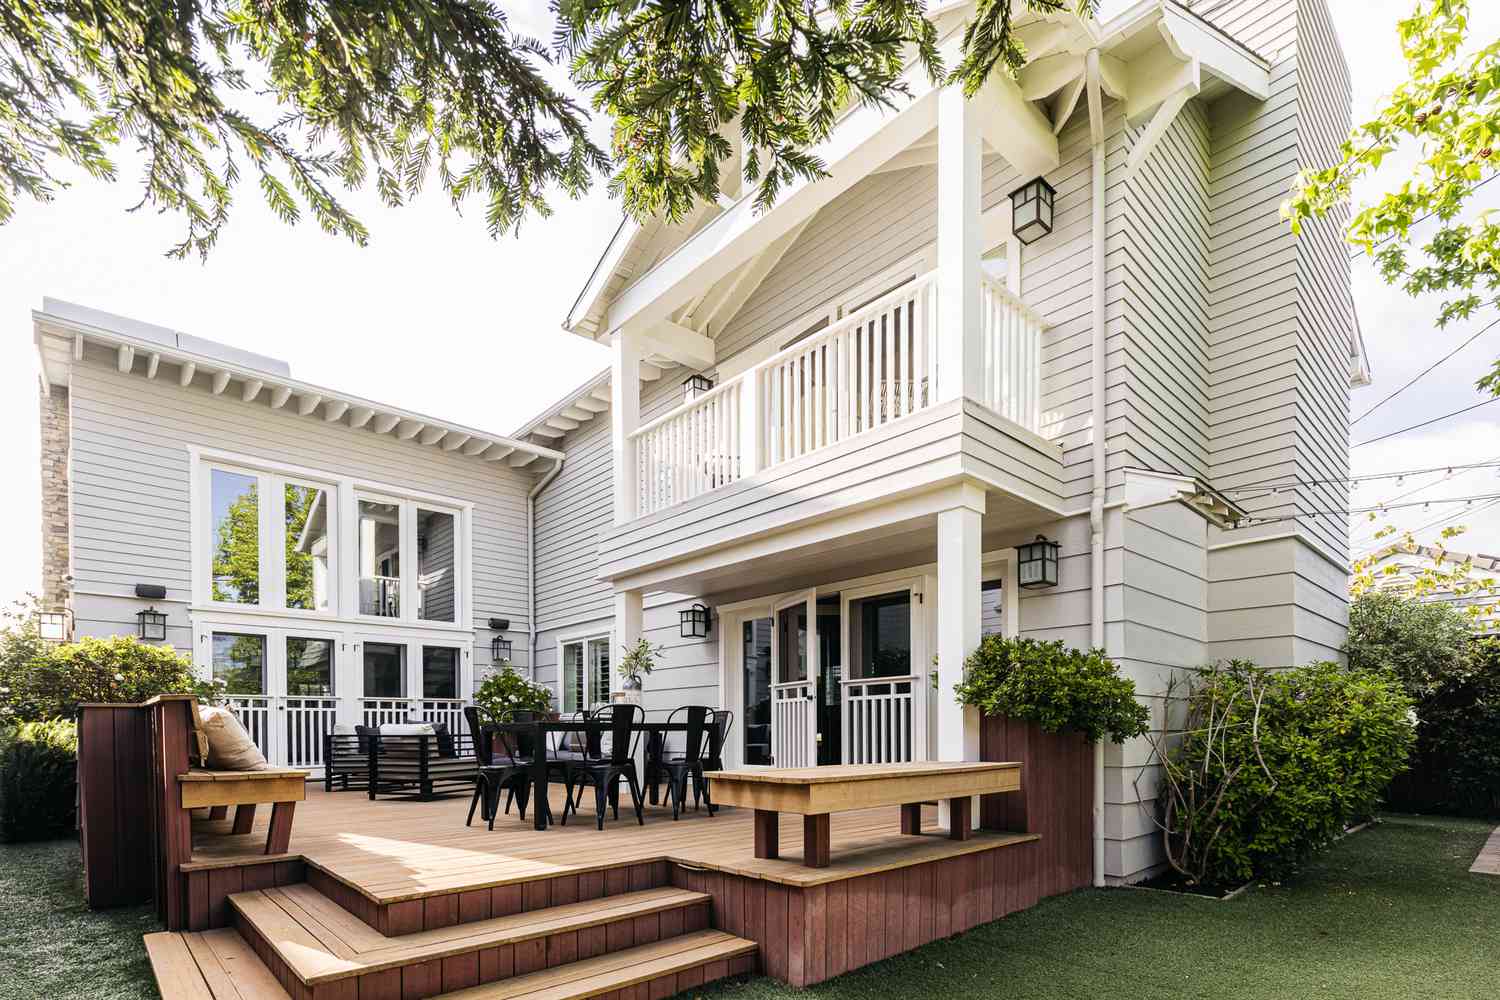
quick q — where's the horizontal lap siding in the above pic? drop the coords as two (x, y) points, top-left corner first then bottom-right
(66, 350), (534, 668)
(1203, 0), (1352, 666)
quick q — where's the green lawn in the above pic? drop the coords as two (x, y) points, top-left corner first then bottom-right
(701, 814), (1500, 1000)
(0, 838), (158, 1000)
(0, 815), (1495, 1000)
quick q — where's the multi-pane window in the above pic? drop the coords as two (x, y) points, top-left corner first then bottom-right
(422, 646), (459, 699)
(210, 470), (259, 604)
(212, 633), (265, 694)
(285, 484), (331, 612)
(358, 499), (401, 618)
(286, 637), (334, 696)
(417, 509), (457, 624)
(363, 642), (406, 698)
(561, 636), (611, 713)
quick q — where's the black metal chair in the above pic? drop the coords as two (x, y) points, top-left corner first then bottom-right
(464, 707), (533, 827)
(694, 708), (734, 815)
(659, 705), (712, 821)
(562, 703), (646, 830)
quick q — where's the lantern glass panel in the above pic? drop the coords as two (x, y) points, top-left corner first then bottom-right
(38, 612), (67, 642)
(680, 604), (711, 638)
(137, 608), (168, 642)
(491, 635), (512, 662)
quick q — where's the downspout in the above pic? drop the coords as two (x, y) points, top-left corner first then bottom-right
(1087, 47), (1108, 890)
(527, 457), (565, 681)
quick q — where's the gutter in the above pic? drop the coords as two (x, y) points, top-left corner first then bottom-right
(527, 458), (565, 681)
(1087, 48), (1108, 890)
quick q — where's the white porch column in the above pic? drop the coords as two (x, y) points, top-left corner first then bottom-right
(610, 331), (643, 524)
(613, 590), (643, 696)
(935, 84), (984, 403)
(936, 483), (985, 828)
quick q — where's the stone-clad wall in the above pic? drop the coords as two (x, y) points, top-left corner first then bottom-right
(38, 386), (70, 611)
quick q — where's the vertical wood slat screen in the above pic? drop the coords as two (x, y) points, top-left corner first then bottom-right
(771, 680), (817, 768)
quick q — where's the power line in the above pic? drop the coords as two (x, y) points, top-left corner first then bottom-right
(1346, 173), (1500, 262)
(1353, 496), (1500, 559)
(1352, 313), (1500, 425)
(1351, 397), (1500, 448)
(1348, 451), (1500, 548)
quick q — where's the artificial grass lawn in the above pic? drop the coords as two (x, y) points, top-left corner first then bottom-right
(0, 815), (1494, 1000)
(0, 837), (158, 1000)
(702, 813), (1500, 1000)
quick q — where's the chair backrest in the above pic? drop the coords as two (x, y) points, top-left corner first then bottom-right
(666, 705), (711, 763)
(594, 703), (644, 766)
(496, 710), (536, 764)
(464, 707), (494, 767)
(706, 709), (734, 770)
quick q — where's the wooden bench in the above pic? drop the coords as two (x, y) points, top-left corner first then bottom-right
(178, 768), (308, 855)
(703, 761), (1022, 868)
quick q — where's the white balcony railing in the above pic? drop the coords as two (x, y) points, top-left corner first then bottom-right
(630, 269), (1044, 517)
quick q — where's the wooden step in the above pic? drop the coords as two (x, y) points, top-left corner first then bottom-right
(231, 883), (713, 992)
(440, 929), (757, 999)
(145, 929), (290, 999)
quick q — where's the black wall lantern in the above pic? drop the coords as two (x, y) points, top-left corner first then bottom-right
(136, 607), (168, 642)
(1009, 177), (1056, 246)
(488, 617), (513, 662)
(684, 373), (715, 401)
(679, 603), (712, 639)
(1017, 535), (1060, 590)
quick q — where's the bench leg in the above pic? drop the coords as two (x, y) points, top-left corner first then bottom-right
(265, 802), (296, 855)
(753, 809), (780, 860)
(947, 796), (972, 841)
(231, 804), (257, 835)
(803, 814), (831, 868)
(900, 802), (923, 835)
(208, 806), (228, 821)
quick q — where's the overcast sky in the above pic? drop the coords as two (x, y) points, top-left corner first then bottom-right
(1, 0), (1498, 604)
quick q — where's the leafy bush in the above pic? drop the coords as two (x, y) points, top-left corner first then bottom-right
(1, 631), (213, 723)
(1389, 637), (1500, 817)
(0, 719), (79, 842)
(1346, 590), (1471, 698)
(953, 636), (1149, 743)
(474, 666), (554, 721)
(1148, 661), (1415, 886)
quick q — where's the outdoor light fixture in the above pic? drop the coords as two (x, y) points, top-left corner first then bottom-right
(679, 603), (712, 639)
(684, 374), (714, 401)
(1009, 177), (1056, 245)
(136, 607), (168, 642)
(491, 635), (513, 662)
(37, 609), (69, 643)
(1016, 535), (1060, 590)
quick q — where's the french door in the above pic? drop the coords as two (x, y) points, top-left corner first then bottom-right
(839, 580), (927, 765)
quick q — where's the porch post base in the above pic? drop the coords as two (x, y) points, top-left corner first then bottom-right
(753, 809), (780, 859)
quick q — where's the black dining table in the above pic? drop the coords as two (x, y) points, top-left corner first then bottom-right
(492, 718), (691, 830)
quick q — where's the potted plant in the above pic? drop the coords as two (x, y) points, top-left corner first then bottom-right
(474, 665), (554, 722)
(617, 639), (664, 696)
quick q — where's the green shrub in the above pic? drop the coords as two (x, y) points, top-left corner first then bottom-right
(1346, 590), (1471, 698)
(0, 719), (79, 842)
(1152, 661), (1415, 886)
(1, 634), (212, 723)
(1389, 637), (1500, 817)
(474, 666), (554, 721)
(953, 635), (1149, 743)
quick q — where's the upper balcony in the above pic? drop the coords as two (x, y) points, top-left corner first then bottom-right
(598, 268), (1068, 595)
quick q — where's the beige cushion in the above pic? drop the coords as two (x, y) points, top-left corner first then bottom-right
(198, 705), (270, 771)
(379, 723), (436, 736)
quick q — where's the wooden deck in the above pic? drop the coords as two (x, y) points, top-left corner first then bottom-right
(187, 785), (1036, 902)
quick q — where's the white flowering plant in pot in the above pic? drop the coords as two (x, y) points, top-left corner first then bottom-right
(474, 665), (554, 722)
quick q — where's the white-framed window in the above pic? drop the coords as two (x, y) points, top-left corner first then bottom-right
(354, 491), (465, 627)
(197, 457), (340, 616)
(558, 633), (612, 713)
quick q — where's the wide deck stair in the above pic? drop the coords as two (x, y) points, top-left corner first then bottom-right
(145, 871), (757, 999)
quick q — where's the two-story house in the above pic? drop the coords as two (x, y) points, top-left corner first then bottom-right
(31, 0), (1363, 886)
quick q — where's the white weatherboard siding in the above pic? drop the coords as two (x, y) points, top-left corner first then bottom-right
(1200, 0), (1352, 665)
(65, 343), (533, 679)
(531, 374), (721, 706)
